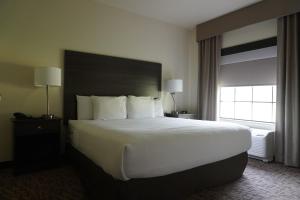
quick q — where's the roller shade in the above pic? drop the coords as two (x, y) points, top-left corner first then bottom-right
(221, 46), (277, 65)
(219, 57), (277, 86)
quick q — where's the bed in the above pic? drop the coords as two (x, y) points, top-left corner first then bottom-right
(64, 50), (251, 200)
(69, 118), (251, 181)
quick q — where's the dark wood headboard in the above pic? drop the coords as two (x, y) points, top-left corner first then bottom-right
(63, 50), (162, 123)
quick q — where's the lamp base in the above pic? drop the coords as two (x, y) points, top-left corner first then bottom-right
(41, 114), (56, 120)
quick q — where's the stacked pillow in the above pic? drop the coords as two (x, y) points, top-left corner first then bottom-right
(127, 96), (154, 119)
(92, 96), (127, 120)
(154, 98), (164, 117)
(76, 95), (164, 120)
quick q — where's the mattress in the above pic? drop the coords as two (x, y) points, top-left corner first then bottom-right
(69, 118), (251, 181)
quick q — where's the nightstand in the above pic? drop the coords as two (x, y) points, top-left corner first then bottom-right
(12, 118), (61, 174)
(178, 114), (196, 119)
(165, 113), (196, 119)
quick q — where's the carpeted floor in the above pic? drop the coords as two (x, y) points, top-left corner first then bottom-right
(0, 159), (300, 200)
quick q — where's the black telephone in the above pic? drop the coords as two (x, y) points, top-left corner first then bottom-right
(13, 112), (32, 119)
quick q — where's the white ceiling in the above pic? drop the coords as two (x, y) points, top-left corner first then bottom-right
(94, 0), (262, 29)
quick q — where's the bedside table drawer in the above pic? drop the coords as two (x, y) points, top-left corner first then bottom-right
(14, 120), (60, 135)
(178, 114), (196, 119)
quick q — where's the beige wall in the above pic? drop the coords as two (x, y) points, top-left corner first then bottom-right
(0, 0), (190, 162)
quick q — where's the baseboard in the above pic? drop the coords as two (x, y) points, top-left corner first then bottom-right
(0, 161), (13, 169)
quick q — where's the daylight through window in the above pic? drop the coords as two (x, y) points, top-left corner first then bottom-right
(219, 85), (276, 123)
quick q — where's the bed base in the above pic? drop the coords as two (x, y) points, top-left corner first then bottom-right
(67, 145), (248, 200)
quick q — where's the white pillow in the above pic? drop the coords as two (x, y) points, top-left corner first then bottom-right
(154, 99), (164, 117)
(127, 96), (155, 119)
(92, 96), (127, 120)
(76, 95), (93, 120)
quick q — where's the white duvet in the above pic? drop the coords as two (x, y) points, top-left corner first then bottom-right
(69, 118), (251, 181)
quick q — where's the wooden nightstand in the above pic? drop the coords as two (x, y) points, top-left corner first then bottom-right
(178, 114), (196, 119)
(12, 118), (61, 174)
(165, 113), (196, 119)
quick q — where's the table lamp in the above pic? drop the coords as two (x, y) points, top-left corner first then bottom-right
(165, 79), (183, 117)
(34, 67), (61, 119)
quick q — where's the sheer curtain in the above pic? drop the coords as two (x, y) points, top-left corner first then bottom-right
(197, 36), (221, 120)
(275, 12), (300, 167)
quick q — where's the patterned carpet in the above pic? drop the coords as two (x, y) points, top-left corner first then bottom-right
(0, 159), (300, 200)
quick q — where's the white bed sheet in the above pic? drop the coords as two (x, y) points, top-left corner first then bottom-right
(69, 118), (251, 181)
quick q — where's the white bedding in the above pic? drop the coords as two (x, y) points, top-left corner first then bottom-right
(69, 118), (251, 181)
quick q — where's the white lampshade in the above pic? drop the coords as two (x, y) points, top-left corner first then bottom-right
(165, 79), (183, 93)
(34, 67), (61, 87)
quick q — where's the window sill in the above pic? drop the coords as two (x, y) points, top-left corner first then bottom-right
(219, 118), (275, 131)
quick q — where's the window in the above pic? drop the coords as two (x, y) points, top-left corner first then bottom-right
(219, 85), (276, 123)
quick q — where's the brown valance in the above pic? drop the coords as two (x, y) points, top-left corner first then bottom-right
(196, 0), (300, 41)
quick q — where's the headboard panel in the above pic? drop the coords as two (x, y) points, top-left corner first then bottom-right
(63, 50), (162, 123)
